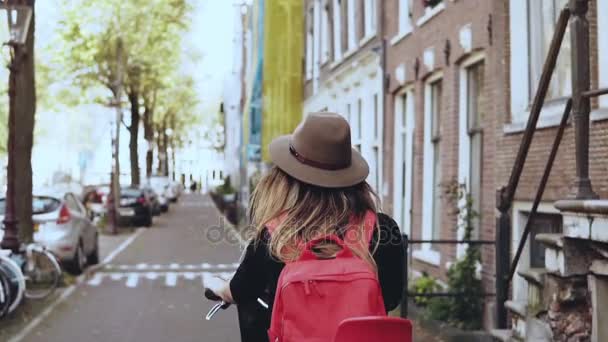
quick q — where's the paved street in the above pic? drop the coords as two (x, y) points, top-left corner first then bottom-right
(18, 194), (244, 342)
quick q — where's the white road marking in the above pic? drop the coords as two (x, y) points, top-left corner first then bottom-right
(10, 227), (146, 342)
(165, 272), (178, 287)
(110, 273), (124, 281)
(145, 272), (159, 280)
(126, 273), (139, 288)
(102, 228), (146, 264)
(101, 263), (240, 271)
(183, 272), (197, 280)
(87, 273), (104, 286)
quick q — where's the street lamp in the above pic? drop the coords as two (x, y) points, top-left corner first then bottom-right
(0, 0), (33, 252)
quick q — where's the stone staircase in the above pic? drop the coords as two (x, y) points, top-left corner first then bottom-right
(491, 200), (608, 342)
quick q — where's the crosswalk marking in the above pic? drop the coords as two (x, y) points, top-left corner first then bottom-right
(85, 271), (237, 289)
(87, 273), (104, 286)
(110, 273), (124, 281)
(126, 273), (139, 288)
(165, 272), (178, 287)
(103, 262), (240, 272)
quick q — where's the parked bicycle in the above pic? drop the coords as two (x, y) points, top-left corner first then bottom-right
(0, 242), (62, 318)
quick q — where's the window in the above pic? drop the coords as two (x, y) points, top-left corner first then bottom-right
(528, 0), (571, 102)
(321, 2), (330, 63)
(363, 0), (377, 37)
(353, 99), (362, 151)
(466, 62), (484, 238)
(313, 1), (320, 90)
(347, 0), (356, 50)
(529, 213), (562, 268)
(332, 0), (343, 60)
(346, 103), (352, 124)
(370, 93), (381, 192)
(417, 76), (443, 265)
(398, 0), (412, 34)
(393, 90), (415, 235)
(430, 81), (442, 242)
(306, 8), (314, 80)
(65, 194), (83, 214)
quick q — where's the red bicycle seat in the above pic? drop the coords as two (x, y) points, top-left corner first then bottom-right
(333, 316), (413, 342)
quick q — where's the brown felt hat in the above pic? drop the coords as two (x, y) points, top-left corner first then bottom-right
(269, 112), (369, 188)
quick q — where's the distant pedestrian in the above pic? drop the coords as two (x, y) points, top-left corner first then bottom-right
(190, 181), (197, 193)
(208, 113), (405, 342)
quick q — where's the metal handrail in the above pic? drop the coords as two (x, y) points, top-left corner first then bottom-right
(507, 99), (572, 282)
(401, 235), (494, 317)
(494, 6), (570, 328)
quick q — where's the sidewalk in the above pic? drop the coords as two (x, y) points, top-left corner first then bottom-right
(0, 229), (137, 341)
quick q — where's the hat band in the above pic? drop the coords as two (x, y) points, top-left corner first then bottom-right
(289, 143), (350, 171)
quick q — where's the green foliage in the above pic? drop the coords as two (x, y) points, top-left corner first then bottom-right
(215, 176), (237, 196)
(424, 182), (484, 330)
(409, 273), (441, 307)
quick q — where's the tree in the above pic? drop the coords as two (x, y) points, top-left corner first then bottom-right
(152, 74), (199, 177)
(54, 0), (191, 186)
(14, 0), (36, 242)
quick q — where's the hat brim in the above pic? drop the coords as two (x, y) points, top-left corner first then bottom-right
(269, 135), (370, 188)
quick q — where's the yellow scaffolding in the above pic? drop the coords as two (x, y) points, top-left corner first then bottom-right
(261, 0), (304, 161)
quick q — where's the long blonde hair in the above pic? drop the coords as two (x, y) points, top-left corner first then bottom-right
(249, 166), (379, 267)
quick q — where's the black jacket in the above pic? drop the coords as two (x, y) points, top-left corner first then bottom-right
(229, 213), (405, 342)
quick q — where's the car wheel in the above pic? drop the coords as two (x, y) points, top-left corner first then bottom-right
(87, 234), (100, 265)
(66, 241), (86, 275)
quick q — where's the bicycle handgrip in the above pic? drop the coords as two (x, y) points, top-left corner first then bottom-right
(204, 288), (222, 301)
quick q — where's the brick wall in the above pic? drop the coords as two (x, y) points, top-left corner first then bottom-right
(382, 0), (501, 328)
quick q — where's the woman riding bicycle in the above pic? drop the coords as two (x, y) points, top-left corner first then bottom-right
(210, 113), (405, 341)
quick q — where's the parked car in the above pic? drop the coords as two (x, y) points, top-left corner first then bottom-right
(149, 176), (178, 203)
(118, 187), (153, 227)
(0, 189), (100, 275)
(140, 186), (162, 216)
(144, 181), (169, 213)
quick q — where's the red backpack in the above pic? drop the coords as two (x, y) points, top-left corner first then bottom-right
(267, 211), (386, 342)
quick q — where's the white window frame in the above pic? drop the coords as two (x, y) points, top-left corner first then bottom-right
(367, 92), (382, 194)
(508, 0), (570, 127)
(347, 0), (356, 51)
(332, 0), (343, 61)
(353, 99), (363, 151)
(313, 1), (321, 92)
(391, 0), (412, 45)
(306, 7), (314, 81)
(457, 52), (485, 258)
(598, 0), (608, 110)
(511, 201), (561, 303)
(363, 0), (377, 40)
(321, 1), (330, 64)
(393, 87), (415, 236)
(414, 72), (443, 266)
(416, 1), (445, 27)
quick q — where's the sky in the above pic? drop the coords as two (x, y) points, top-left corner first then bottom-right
(22, 0), (238, 186)
(182, 0), (237, 111)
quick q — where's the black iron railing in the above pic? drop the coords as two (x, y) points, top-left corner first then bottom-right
(401, 235), (494, 317)
(495, 1), (608, 329)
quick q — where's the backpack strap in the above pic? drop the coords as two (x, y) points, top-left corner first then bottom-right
(265, 210), (377, 257)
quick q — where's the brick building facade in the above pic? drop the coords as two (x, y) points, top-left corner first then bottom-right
(381, 0), (501, 327)
(303, 0), (608, 331)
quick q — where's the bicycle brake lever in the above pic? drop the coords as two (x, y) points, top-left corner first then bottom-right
(205, 301), (230, 320)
